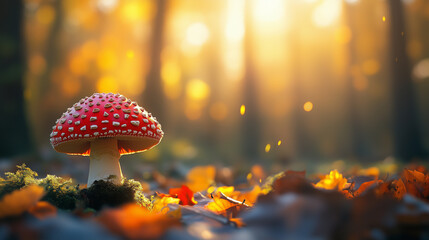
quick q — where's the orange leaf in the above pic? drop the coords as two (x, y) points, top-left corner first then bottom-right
(169, 185), (198, 206)
(0, 185), (44, 218)
(97, 204), (180, 240)
(186, 166), (215, 192)
(28, 201), (57, 219)
(314, 170), (350, 191)
(153, 196), (180, 214)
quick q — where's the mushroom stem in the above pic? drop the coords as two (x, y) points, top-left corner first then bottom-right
(88, 138), (123, 186)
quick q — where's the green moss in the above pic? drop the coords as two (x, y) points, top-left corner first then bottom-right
(38, 175), (79, 210)
(0, 164), (38, 199)
(80, 178), (153, 211)
(1, 164), (153, 211)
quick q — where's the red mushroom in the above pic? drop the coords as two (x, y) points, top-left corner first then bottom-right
(50, 93), (163, 186)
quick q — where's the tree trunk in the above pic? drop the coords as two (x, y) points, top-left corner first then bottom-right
(344, 3), (367, 159)
(388, 0), (426, 160)
(144, 0), (166, 122)
(0, 0), (33, 157)
(241, 1), (261, 160)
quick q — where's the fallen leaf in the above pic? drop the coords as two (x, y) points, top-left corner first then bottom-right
(186, 166), (216, 192)
(153, 195), (180, 214)
(314, 170), (350, 191)
(28, 201), (57, 219)
(169, 185), (198, 206)
(0, 185), (44, 218)
(97, 204), (180, 240)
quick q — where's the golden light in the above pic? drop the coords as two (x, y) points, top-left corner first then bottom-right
(186, 22), (210, 46)
(96, 49), (116, 70)
(334, 26), (352, 44)
(126, 50), (135, 59)
(186, 79), (210, 101)
(303, 101), (314, 112)
(278, 140), (282, 146)
(265, 144), (271, 153)
(185, 102), (203, 121)
(120, 0), (153, 22)
(361, 59), (380, 76)
(209, 102), (228, 121)
(61, 76), (81, 97)
(36, 5), (55, 25)
(240, 104), (246, 115)
(225, 0), (245, 42)
(382, 16), (386, 22)
(96, 0), (118, 13)
(312, 0), (342, 27)
(161, 60), (182, 100)
(252, 0), (285, 23)
(96, 76), (118, 93)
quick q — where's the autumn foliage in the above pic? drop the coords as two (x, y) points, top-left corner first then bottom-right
(1, 164), (429, 239)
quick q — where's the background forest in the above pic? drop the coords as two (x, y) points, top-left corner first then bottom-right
(1, 0), (428, 182)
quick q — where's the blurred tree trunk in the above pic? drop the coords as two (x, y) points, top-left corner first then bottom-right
(241, 1), (261, 160)
(290, 34), (313, 159)
(344, 3), (367, 159)
(144, 0), (166, 122)
(388, 0), (426, 160)
(289, 3), (313, 159)
(0, 0), (33, 157)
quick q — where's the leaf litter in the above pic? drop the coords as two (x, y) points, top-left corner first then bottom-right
(1, 164), (429, 239)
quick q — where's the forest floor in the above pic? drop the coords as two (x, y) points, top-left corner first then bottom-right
(1, 163), (429, 240)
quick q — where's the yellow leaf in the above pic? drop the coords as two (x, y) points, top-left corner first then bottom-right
(0, 185), (45, 218)
(186, 165), (216, 192)
(314, 170), (350, 191)
(153, 196), (180, 214)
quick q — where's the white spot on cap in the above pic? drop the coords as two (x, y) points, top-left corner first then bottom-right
(143, 119), (149, 123)
(50, 132), (57, 137)
(142, 127), (147, 131)
(81, 115), (87, 119)
(61, 132), (65, 136)
(68, 127), (74, 132)
(84, 108), (89, 112)
(74, 105), (82, 110)
(115, 105), (121, 109)
(110, 108), (114, 112)
(113, 114), (119, 119)
(84, 134), (90, 137)
(123, 109), (131, 113)
(60, 119), (66, 124)
(102, 120), (109, 124)
(133, 110), (139, 114)
(132, 115), (138, 118)
(93, 108), (100, 113)
(124, 114), (130, 119)
(90, 117), (97, 122)
(68, 120), (73, 124)
(94, 132), (99, 136)
(103, 112), (109, 117)
(151, 124), (156, 129)
(58, 126), (63, 130)
(148, 130), (153, 135)
(52, 126), (56, 130)
(133, 130), (137, 134)
(131, 121), (140, 126)
(102, 127), (107, 130)
(121, 124), (127, 127)
(112, 122), (120, 126)
(109, 130), (114, 134)
(75, 121), (81, 125)
(104, 103), (112, 108)
(80, 126), (86, 131)
(90, 125), (98, 130)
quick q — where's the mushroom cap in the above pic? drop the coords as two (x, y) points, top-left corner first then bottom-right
(50, 93), (163, 156)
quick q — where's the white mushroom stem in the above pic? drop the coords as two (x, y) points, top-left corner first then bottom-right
(88, 138), (123, 186)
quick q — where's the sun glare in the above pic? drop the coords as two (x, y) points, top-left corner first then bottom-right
(186, 22), (210, 46)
